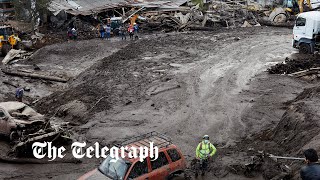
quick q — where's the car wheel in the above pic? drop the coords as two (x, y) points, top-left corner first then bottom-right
(1, 44), (11, 56)
(299, 43), (311, 54)
(9, 131), (19, 142)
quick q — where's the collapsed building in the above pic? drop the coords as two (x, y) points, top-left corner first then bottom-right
(46, 0), (273, 37)
(0, 0), (14, 20)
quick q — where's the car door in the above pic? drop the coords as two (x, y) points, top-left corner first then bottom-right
(166, 148), (186, 174)
(148, 152), (170, 180)
(126, 158), (149, 180)
(294, 16), (307, 41)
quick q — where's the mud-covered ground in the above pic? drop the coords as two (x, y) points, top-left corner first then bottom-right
(1, 26), (318, 180)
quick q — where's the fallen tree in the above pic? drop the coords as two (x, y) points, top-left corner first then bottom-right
(2, 68), (68, 83)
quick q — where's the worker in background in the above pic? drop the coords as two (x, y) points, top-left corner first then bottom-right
(67, 28), (73, 40)
(71, 28), (77, 40)
(99, 24), (105, 39)
(119, 24), (126, 40)
(300, 148), (320, 180)
(133, 22), (139, 40)
(128, 23), (134, 40)
(15, 87), (24, 102)
(195, 135), (217, 176)
(105, 24), (111, 40)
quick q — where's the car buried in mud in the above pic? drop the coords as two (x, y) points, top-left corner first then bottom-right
(79, 132), (187, 180)
(0, 101), (45, 140)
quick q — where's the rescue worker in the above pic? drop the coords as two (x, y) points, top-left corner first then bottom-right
(300, 148), (320, 180)
(67, 28), (73, 40)
(105, 24), (111, 40)
(195, 135), (217, 176)
(119, 25), (126, 40)
(128, 23), (134, 40)
(133, 22), (139, 40)
(15, 87), (24, 102)
(71, 28), (77, 40)
(99, 24), (105, 39)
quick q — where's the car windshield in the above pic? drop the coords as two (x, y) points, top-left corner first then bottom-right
(98, 155), (129, 180)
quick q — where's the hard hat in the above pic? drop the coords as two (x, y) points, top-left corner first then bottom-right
(72, 28), (75, 30)
(203, 135), (209, 140)
(134, 23), (137, 25)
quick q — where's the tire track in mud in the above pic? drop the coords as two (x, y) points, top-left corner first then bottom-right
(174, 32), (294, 153)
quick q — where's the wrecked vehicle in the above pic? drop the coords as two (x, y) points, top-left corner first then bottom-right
(79, 132), (187, 180)
(0, 101), (45, 141)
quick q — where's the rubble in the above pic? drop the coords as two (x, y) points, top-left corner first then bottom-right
(268, 55), (320, 80)
(2, 49), (33, 65)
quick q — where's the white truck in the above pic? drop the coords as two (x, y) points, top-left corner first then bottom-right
(293, 11), (320, 54)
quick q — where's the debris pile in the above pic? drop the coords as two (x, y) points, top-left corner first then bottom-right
(268, 55), (320, 80)
(2, 49), (33, 65)
(140, 4), (261, 32)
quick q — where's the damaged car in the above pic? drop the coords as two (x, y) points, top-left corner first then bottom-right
(0, 101), (45, 141)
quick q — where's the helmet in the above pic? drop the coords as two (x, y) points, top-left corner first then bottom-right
(203, 135), (209, 140)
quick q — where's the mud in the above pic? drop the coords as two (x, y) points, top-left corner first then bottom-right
(2, 26), (318, 180)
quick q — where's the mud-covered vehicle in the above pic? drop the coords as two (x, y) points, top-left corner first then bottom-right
(0, 101), (45, 141)
(79, 132), (187, 180)
(0, 101), (72, 156)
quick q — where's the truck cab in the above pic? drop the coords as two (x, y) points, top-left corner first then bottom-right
(293, 11), (320, 54)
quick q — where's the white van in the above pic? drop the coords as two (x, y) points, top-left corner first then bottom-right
(293, 11), (320, 54)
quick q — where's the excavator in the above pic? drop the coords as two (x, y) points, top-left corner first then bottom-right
(268, 0), (320, 23)
(0, 25), (21, 56)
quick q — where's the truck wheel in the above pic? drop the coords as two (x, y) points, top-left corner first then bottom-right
(1, 44), (11, 56)
(299, 43), (311, 54)
(273, 13), (287, 23)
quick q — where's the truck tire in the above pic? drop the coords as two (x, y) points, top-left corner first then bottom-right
(1, 44), (11, 56)
(299, 43), (311, 54)
(273, 13), (287, 23)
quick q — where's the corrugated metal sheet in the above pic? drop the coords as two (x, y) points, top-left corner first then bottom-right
(50, 0), (188, 15)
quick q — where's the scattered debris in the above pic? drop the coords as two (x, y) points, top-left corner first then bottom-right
(2, 49), (33, 65)
(268, 55), (320, 80)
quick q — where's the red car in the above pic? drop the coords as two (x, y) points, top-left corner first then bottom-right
(79, 132), (187, 180)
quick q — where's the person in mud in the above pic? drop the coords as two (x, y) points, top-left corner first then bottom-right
(119, 24), (126, 40)
(71, 28), (77, 40)
(105, 24), (111, 40)
(15, 87), (24, 102)
(99, 24), (105, 39)
(195, 135), (217, 176)
(67, 28), (73, 40)
(128, 23), (134, 40)
(300, 148), (320, 180)
(133, 22), (139, 40)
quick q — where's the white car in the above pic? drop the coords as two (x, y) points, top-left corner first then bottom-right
(0, 101), (45, 140)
